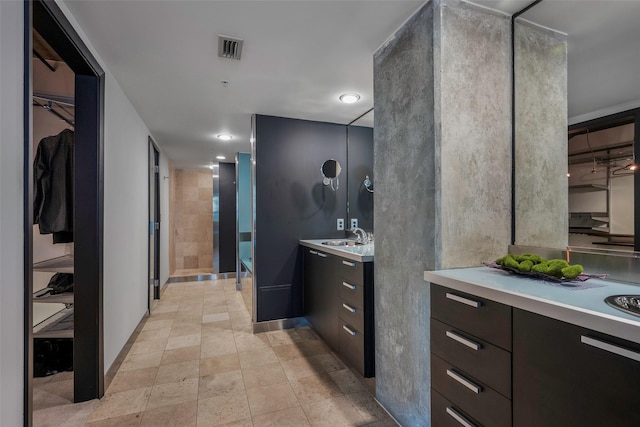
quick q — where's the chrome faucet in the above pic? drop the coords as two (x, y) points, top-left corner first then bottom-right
(350, 227), (369, 244)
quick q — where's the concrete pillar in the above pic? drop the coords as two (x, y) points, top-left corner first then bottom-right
(373, 0), (513, 424)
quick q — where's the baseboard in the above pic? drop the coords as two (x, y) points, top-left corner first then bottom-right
(373, 396), (403, 426)
(252, 316), (309, 333)
(167, 272), (248, 283)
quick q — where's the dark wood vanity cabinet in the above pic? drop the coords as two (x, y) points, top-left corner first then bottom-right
(513, 309), (640, 427)
(430, 283), (640, 427)
(430, 284), (512, 427)
(303, 247), (374, 377)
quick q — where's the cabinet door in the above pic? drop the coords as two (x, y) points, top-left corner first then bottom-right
(513, 309), (640, 427)
(303, 249), (338, 351)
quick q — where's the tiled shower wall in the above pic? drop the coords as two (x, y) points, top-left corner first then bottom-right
(172, 169), (213, 270)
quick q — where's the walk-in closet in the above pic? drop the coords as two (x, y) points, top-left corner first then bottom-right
(27, 1), (105, 424)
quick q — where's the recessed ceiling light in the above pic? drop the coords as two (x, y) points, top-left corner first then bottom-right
(216, 155), (226, 160)
(217, 134), (233, 141)
(339, 93), (360, 104)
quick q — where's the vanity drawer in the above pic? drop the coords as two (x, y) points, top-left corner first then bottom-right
(431, 318), (511, 398)
(431, 284), (512, 351)
(335, 258), (363, 285)
(432, 354), (511, 427)
(338, 298), (364, 332)
(338, 279), (363, 307)
(338, 321), (365, 376)
(432, 389), (482, 427)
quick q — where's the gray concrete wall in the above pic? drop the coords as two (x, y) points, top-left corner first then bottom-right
(515, 20), (568, 248)
(373, 2), (435, 425)
(374, 1), (512, 425)
(437, 1), (512, 268)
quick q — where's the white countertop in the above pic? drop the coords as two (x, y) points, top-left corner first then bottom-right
(424, 267), (640, 344)
(300, 239), (374, 262)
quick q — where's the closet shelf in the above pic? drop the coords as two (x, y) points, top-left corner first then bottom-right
(33, 306), (74, 339)
(568, 184), (608, 193)
(33, 288), (73, 305)
(33, 254), (74, 273)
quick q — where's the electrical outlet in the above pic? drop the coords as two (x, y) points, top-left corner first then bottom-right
(350, 218), (358, 229)
(337, 218), (345, 231)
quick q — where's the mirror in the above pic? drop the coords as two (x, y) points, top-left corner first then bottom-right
(321, 159), (342, 191)
(347, 109), (374, 231)
(514, 1), (639, 252)
(321, 159), (342, 179)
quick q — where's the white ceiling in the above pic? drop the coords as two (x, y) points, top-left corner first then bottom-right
(62, 1), (640, 168)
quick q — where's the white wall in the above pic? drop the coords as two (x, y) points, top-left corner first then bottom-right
(0, 1), (26, 425)
(52, 1), (160, 373)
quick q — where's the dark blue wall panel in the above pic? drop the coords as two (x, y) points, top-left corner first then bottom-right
(255, 115), (347, 321)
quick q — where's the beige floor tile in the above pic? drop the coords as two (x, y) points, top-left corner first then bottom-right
(264, 330), (304, 347)
(272, 340), (329, 361)
(108, 367), (158, 394)
(38, 378), (74, 402)
(238, 348), (279, 369)
(290, 373), (344, 403)
(202, 304), (228, 315)
(280, 354), (344, 381)
(137, 328), (172, 343)
(329, 369), (368, 395)
(153, 304), (180, 314)
(196, 390), (251, 427)
(155, 360), (200, 385)
(33, 398), (97, 426)
(130, 337), (168, 355)
(246, 382), (299, 416)
(228, 309), (251, 321)
(166, 333), (202, 350)
(120, 352), (164, 372)
(170, 323), (202, 337)
(198, 370), (244, 399)
(33, 387), (73, 411)
(230, 317), (253, 333)
(202, 320), (233, 335)
(233, 331), (270, 353)
(86, 387), (151, 423)
(252, 406), (310, 427)
(201, 334), (237, 358)
(301, 395), (366, 427)
(346, 392), (389, 424)
(146, 377), (199, 410)
(139, 401), (197, 427)
(203, 312), (230, 323)
(241, 362), (288, 390)
(199, 353), (241, 377)
(366, 417), (399, 426)
(212, 419), (253, 427)
(143, 319), (174, 331)
(85, 412), (143, 427)
(161, 345), (201, 365)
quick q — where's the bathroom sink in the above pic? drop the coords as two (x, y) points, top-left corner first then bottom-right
(605, 295), (640, 318)
(322, 240), (363, 247)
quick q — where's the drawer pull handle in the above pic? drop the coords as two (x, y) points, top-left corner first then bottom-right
(581, 335), (640, 362)
(446, 293), (481, 308)
(446, 369), (482, 394)
(342, 282), (356, 290)
(342, 260), (356, 267)
(445, 330), (481, 351)
(342, 303), (357, 313)
(309, 250), (318, 255)
(317, 253), (327, 258)
(446, 407), (476, 427)
(342, 325), (357, 336)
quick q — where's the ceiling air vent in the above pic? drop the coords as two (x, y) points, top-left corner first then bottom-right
(217, 35), (243, 60)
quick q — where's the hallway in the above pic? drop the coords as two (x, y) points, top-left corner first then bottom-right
(36, 279), (395, 426)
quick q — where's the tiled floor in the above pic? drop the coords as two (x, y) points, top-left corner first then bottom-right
(171, 268), (214, 278)
(38, 278), (395, 427)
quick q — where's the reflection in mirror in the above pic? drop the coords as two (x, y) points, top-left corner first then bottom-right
(347, 108), (374, 231)
(321, 159), (341, 190)
(515, 1), (640, 252)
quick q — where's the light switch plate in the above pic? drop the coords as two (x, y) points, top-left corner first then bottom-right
(350, 218), (358, 229)
(337, 218), (345, 230)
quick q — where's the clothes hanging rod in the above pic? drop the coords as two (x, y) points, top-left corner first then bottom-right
(33, 99), (75, 128)
(33, 92), (74, 107)
(33, 49), (56, 72)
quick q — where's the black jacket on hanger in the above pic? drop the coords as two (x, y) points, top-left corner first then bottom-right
(33, 128), (74, 243)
